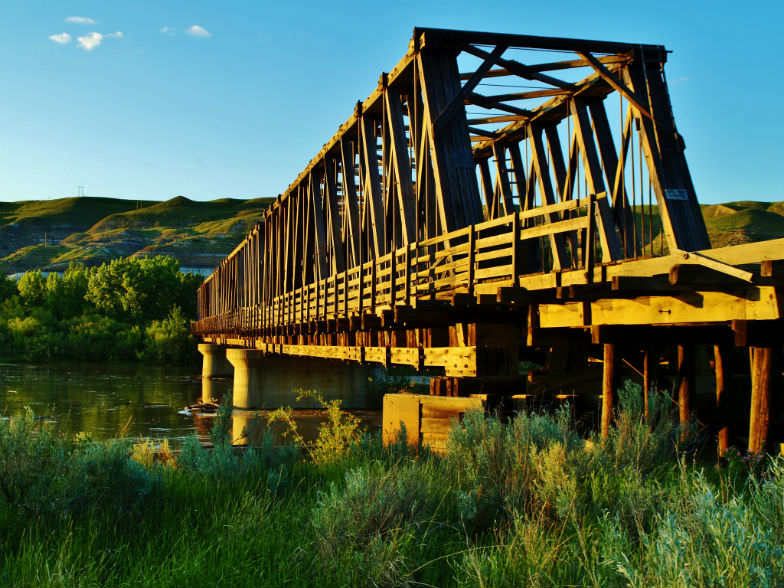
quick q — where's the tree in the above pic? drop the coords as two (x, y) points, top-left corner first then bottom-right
(86, 255), (202, 324)
(0, 274), (17, 302)
(17, 270), (46, 309)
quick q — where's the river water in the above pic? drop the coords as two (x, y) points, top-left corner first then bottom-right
(0, 359), (397, 446)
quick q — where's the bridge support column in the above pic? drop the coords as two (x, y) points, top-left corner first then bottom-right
(226, 349), (264, 409)
(198, 344), (233, 379)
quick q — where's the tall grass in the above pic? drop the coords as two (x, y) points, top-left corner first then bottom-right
(0, 381), (782, 587)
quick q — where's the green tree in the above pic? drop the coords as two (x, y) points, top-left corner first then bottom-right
(17, 270), (46, 308)
(0, 275), (17, 302)
(45, 263), (90, 319)
(86, 255), (201, 324)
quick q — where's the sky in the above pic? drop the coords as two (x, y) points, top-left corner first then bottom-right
(0, 0), (781, 205)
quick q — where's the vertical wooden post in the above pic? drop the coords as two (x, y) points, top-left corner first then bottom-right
(467, 226), (475, 298)
(510, 212), (519, 281)
(585, 193), (596, 281)
(405, 243), (412, 306)
(748, 346), (772, 454)
(714, 344), (729, 456)
(390, 249), (397, 306)
(371, 260), (377, 311)
(677, 344), (694, 441)
(601, 343), (616, 440)
(642, 348), (650, 424)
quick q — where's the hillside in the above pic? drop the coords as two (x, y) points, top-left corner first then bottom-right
(2, 196), (783, 275)
(0, 196), (274, 274)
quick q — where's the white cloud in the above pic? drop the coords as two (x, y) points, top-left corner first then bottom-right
(65, 16), (96, 25)
(160, 26), (171, 33)
(49, 32), (72, 45)
(106, 31), (123, 39)
(77, 32), (103, 50)
(186, 25), (210, 38)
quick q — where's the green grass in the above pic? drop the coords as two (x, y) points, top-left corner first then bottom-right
(0, 196), (274, 273)
(1, 382), (782, 588)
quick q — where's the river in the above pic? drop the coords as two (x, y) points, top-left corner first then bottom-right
(0, 359), (400, 446)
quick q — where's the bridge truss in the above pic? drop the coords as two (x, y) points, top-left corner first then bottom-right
(193, 28), (783, 455)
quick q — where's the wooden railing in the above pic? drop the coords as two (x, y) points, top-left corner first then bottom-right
(193, 193), (605, 337)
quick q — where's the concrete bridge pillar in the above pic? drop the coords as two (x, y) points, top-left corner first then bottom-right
(198, 344), (233, 379)
(226, 349), (265, 409)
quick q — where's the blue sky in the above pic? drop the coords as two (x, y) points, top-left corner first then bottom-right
(0, 0), (780, 205)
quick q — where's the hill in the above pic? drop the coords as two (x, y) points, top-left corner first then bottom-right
(2, 196), (784, 275)
(0, 196), (274, 274)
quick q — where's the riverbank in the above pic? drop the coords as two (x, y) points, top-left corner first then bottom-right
(1, 383), (782, 588)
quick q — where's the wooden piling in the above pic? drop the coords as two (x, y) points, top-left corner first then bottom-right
(748, 346), (772, 453)
(601, 343), (615, 440)
(642, 348), (650, 424)
(677, 344), (694, 441)
(714, 344), (729, 456)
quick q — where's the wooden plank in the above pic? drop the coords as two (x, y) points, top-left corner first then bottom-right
(538, 287), (781, 328)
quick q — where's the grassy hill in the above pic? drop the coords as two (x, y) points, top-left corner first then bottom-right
(1, 196), (783, 275)
(0, 196), (274, 274)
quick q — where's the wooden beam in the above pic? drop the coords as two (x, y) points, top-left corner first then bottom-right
(360, 111), (387, 257)
(748, 346), (774, 453)
(601, 343), (615, 440)
(677, 344), (694, 442)
(461, 44), (577, 91)
(434, 44), (507, 130)
(459, 55), (630, 79)
(569, 98), (623, 261)
(578, 51), (654, 120)
(714, 343), (729, 456)
(385, 90), (417, 244)
(527, 124), (570, 269)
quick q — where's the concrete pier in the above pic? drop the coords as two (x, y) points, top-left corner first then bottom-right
(201, 378), (219, 403)
(198, 343), (233, 379)
(226, 349), (265, 409)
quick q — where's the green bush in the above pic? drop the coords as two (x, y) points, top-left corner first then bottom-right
(0, 410), (157, 518)
(141, 305), (197, 364)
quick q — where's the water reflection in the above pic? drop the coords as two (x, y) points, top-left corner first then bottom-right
(0, 358), (390, 447)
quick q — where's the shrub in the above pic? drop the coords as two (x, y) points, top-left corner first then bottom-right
(311, 462), (446, 586)
(0, 409), (157, 517)
(141, 305), (197, 364)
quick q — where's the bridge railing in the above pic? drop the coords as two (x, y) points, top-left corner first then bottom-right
(192, 192), (607, 337)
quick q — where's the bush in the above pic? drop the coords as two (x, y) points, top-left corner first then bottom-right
(311, 462), (446, 586)
(141, 305), (197, 364)
(0, 410), (157, 517)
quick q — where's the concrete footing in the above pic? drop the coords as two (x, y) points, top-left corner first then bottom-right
(198, 344), (233, 379)
(226, 349), (265, 409)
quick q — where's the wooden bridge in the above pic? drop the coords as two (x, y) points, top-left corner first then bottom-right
(193, 28), (783, 455)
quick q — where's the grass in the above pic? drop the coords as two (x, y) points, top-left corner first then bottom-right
(1, 381), (782, 587)
(0, 196), (275, 273)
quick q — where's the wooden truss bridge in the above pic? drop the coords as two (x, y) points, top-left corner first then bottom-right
(193, 27), (783, 455)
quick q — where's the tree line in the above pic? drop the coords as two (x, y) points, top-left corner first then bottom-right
(0, 256), (204, 364)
